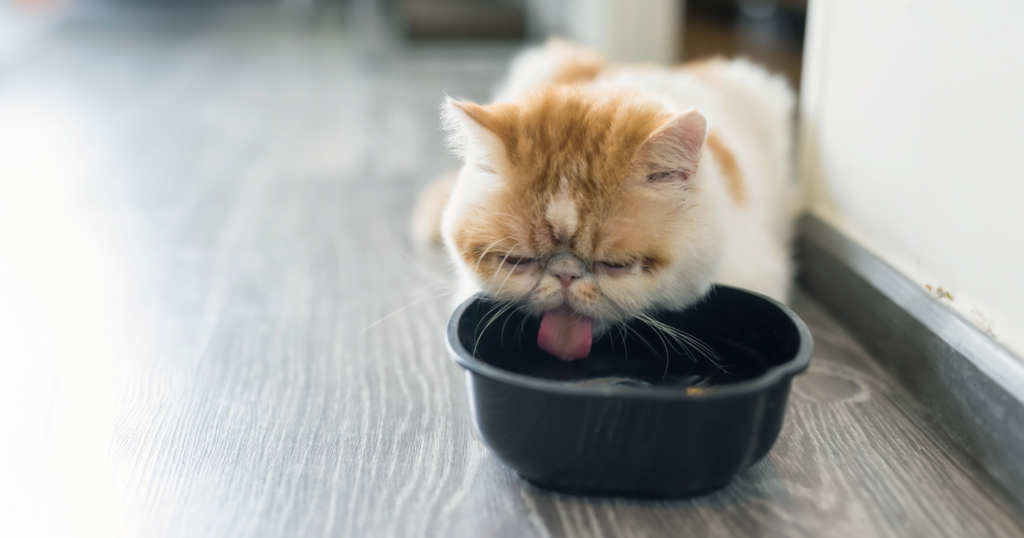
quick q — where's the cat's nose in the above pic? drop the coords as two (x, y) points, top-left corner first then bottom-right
(548, 257), (584, 287)
(553, 271), (578, 287)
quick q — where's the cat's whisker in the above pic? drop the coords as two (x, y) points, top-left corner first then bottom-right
(639, 316), (697, 351)
(473, 300), (518, 357)
(636, 314), (694, 362)
(655, 322), (721, 362)
(635, 317), (672, 373)
(395, 245), (451, 285)
(633, 316), (681, 378)
(361, 297), (428, 333)
(477, 300), (518, 352)
(636, 315), (689, 352)
(490, 243), (524, 298)
(500, 303), (529, 345)
(616, 321), (630, 363)
(359, 280), (459, 333)
(621, 322), (667, 365)
(409, 280), (457, 298)
(492, 243), (521, 278)
(646, 321), (704, 371)
(473, 237), (515, 272)
(515, 308), (531, 343)
(602, 298), (646, 365)
(473, 300), (505, 342)
(639, 315), (726, 372)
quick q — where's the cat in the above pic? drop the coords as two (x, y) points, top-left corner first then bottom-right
(412, 39), (799, 360)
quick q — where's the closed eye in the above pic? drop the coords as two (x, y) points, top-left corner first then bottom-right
(646, 171), (684, 182)
(502, 256), (537, 270)
(595, 260), (634, 276)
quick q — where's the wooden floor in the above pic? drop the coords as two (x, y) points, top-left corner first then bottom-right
(0, 7), (1021, 537)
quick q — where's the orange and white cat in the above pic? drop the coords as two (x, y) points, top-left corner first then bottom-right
(414, 40), (798, 360)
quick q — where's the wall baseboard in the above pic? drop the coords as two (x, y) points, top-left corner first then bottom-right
(796, 214), (1024, 516)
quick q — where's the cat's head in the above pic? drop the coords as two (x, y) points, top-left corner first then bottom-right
(441, 86), (723, 358)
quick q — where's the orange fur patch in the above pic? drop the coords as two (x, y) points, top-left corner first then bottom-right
(547, 38), (605, 85)
(705, 131), (746, 206)
(551, 59), (603, 85)
(576, 281), (602, 303)
(411, 168), (458, 244)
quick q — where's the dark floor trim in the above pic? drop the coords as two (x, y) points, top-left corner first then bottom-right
(796, 214), (1024, 514)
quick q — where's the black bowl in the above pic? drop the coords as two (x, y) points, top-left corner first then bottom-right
(446, 285), (813, 497)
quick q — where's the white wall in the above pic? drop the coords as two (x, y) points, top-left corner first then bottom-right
(800, 0), (1024, 358)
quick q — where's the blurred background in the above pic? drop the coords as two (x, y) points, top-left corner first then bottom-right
(2, 0), (806, 84)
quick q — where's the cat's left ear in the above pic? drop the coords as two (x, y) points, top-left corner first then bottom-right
(442, 97), (509, 173)
(635, 109), (708, 182)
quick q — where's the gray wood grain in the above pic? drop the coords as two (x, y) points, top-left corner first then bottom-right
(798, 214), (1024, 519)
(0, 6), (1021, 537)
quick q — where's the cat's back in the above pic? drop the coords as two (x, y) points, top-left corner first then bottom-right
(495, 45), (796, 220)
(495, 42), (793, 156)
(595, 58), (794, 184)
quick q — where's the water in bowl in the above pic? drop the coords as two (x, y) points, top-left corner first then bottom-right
(467, 303), (769, 389)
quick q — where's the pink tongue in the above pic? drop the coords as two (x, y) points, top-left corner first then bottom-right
(537, 308), (593, 360)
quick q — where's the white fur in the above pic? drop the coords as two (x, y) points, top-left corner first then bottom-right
(442, 43), (797, 313)
(545, 180), (579, 238)
(589, 60), (798, 302)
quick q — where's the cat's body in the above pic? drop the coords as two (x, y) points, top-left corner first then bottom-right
(415, 40), (797, 360)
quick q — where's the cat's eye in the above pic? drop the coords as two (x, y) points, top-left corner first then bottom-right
(647, 171), (685, 182)
(502, 256), (537, 270)
(595, 260), (634, 276)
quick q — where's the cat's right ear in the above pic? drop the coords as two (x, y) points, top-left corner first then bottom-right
(442, 97), (509, 174)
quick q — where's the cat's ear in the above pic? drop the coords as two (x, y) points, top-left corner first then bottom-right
(442, 97), (509, 173)
(635, 109), (707, 182)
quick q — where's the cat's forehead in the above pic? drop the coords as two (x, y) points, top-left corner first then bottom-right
(506, 89), (669, 183)
(544, 180), (578, 235)
(489, 89), (669, 249)
(457, 86), (672, 189)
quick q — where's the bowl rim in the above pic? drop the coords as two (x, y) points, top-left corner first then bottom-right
(446, 284), (813, 400)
